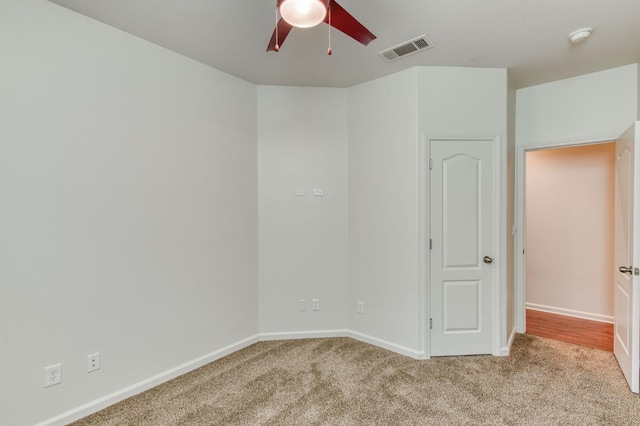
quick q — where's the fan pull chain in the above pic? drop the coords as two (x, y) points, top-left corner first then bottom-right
(275, 3), (280, 52)
(327, 2), (332, 55)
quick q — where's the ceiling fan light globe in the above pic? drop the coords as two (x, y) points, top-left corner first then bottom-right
(280, 0), (327, 28)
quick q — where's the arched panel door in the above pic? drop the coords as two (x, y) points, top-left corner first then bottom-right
(430, 138), (497, 356)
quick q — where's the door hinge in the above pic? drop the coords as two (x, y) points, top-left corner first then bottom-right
(429, 318), (433, 329)
(429, 159), (433, 170)
(429, 239), (432, 250)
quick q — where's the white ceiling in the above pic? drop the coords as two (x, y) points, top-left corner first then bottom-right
(49, 0), (640, 88)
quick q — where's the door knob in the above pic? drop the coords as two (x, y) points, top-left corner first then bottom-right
(483, 256), (494, 264)
(619, 266), (633, 274)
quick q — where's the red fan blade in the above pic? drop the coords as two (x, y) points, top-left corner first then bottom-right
(266, 18), (294, 51)
(324, 1), (376, 46)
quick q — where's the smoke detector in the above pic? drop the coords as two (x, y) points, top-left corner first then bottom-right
(569, 27), (593, 43)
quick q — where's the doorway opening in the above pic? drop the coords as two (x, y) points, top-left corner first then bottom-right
(524, 142), (615, 351)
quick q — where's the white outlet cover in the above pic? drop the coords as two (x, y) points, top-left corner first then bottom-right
(45, 363), (62, 388)
(88, 353), (100, 372)
(312, 188), (324, 197)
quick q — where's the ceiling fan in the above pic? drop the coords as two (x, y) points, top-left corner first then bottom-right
(266, 0), (376, 53)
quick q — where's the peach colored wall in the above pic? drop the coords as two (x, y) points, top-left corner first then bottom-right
(525, 143), (615, 322)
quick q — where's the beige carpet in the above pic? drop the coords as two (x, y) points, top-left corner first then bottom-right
(70, 334), (640, 425)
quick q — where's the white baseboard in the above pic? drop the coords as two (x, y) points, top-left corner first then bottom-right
(36, 329), (435, 425)
(258, 329), (426, 360)
(35, 334), (260, 426)
(347, 330), (427, 360)
(258, 329), (349, 341)
(498, 326), (517, 356)
(526, 303), (613, 324)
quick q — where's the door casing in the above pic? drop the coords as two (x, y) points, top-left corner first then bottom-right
(515, 136), (620, 334)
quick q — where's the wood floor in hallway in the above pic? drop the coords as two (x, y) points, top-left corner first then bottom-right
(526, 309), (613, 352)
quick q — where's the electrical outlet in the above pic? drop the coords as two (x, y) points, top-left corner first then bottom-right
(298, 299), (306, 311)
(45, 363), (62, 388)
(88, 353), (100, 372)
(312, 299), (320, 311)
(357, 301), (365, 314)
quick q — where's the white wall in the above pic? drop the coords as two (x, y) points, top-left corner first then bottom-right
(347, 67), (509, 357)
(515, 64), (638, 332)
(418, 67), (510, 353)
(257, 86), (348, 335)
(526, 144), (615, 321)
(418, 68), (508, 137)
(0, 2), (258, 425)
(516, 64), (638, 147)
(0, 2), (519, 422)
(347, 69), (421, 355)
(259, 68), (512, 357)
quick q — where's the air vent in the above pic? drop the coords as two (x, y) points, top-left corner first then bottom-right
(378, 35), (433, 62)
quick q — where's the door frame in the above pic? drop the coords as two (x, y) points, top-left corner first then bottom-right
(421, 135), (503, 357)
(514, 134), (620, 333)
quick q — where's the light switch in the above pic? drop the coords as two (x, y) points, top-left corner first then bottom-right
(312, 188), (324, 197)
(293, 189), (305, 197)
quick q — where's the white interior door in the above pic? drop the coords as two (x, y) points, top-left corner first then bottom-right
(614, 122), (640, 393)
(430, 138), (496, 356)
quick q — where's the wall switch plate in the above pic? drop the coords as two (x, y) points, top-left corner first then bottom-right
(45, 363), (62, 388)
(357, 301), (364, 314)
(312, 299), (320, 311)
(88, 353), (100, 372)
(312, 189), (324, 197)
(293, 189), (305, 197)
(298, 299), (306, 311)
